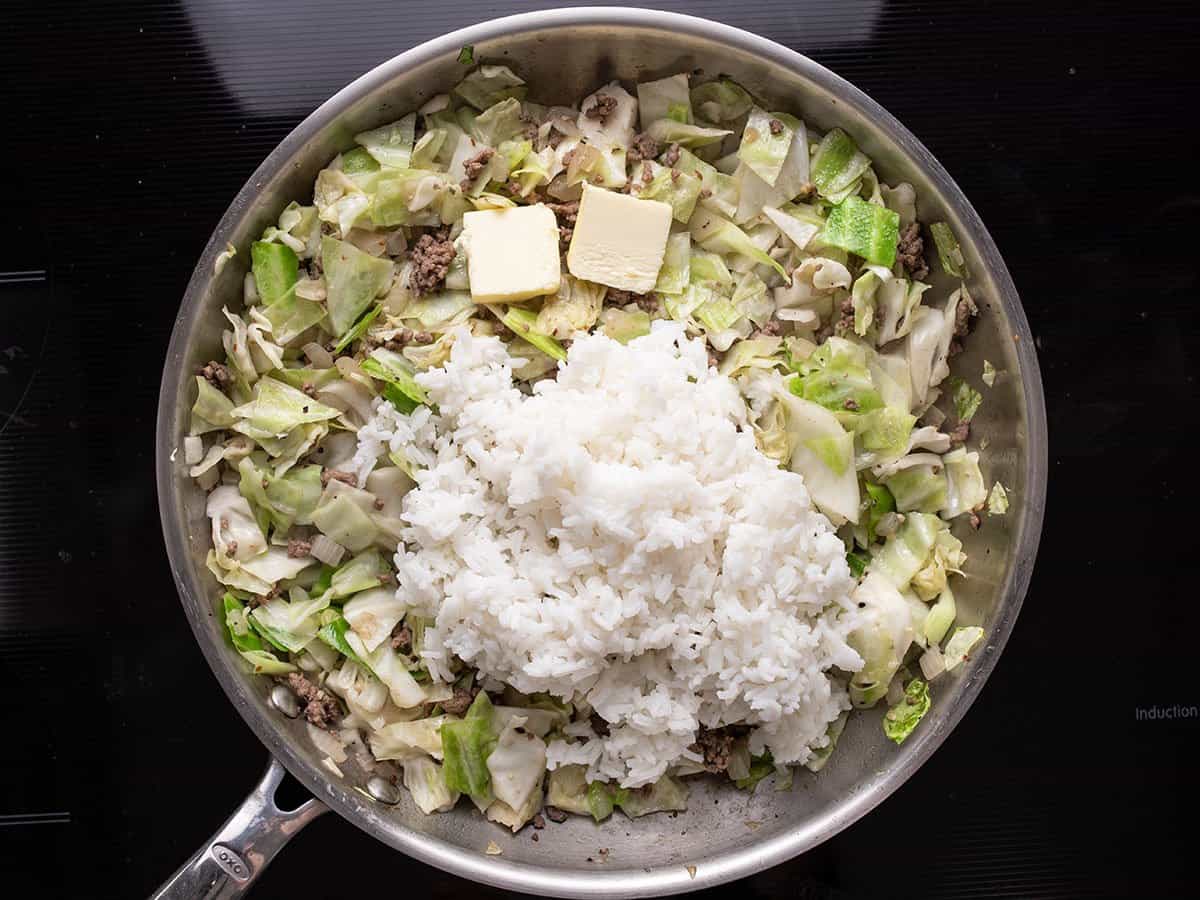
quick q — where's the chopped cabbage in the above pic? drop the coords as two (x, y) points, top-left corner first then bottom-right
(654, 231), (692, 294)
(537, 275), (605, 339)
(847, 573), (916, 707)
(883, 678), (930, 744)
(402, 757), (459, 814)
(637, 73), (692, 129)
(810, 128), (871, 202)
(777, 390), (860, 523)
(943, 626), (985, 670)
(987, 482), (1010, 515)
(691, 78), (754, 122)
(354, 114), (416, 168)
(441, 691), (499, 807)
(820, 196), (901, 268)
(646, 118), (732, 148)
(322, 236), (393, 337)
(454, 65), (526, 110)
(942, 447), (987, 519)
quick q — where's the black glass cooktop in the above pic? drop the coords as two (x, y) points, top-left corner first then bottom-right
(1, 2), (1195, 897)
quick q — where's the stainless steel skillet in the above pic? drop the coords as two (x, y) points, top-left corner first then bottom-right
(154, 7), (1047, 897)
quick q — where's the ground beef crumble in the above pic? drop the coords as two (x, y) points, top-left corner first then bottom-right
(199, 360), (231, 392)
(408, 228), (456, 295)
(834, 295), (856, 336)
(627, 132), (661, 165)
(604, 287), (659, 313)
(662, 142), (681, 167)
(545, 200), (579, 249)
(896, 222), (929, 280)
(286, 538), (311, 559)
(440, 681), (480, 717)
(753, 318), (783, 337)
(320, 469), (356, 487)
(544, 806), (569, 824)
(461, 146), (495, 188)
(286, 672), (342, 730)
(948, 420), (970, 444)
(383, 328), (433, 350)
(694, 727), (736, 773)
(954, 289), (979, 338)
(768, 117), (784, 135)
(584, 93), (618, 122)
(390, 622), (412, 652)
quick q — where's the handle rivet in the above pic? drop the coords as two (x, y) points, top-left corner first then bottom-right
(366, 776), (401, 805)
(269, 684), (301, 718)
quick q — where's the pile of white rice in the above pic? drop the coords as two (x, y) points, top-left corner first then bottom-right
(354, 322), (863, 787)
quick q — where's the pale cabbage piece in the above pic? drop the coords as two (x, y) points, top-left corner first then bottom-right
(544, 764), (591, 815)
(354, 113), (416, 168)
(690, 207), (789, 280)
(943, 626), (985, 670)
(923, 586), (957, 645)
(326, 660), (388, 714)
(738, 108), (795, 187)
(251, 587), (329, 653)
(191, 377), (236, 435)
(987, 482), (1010, 515)
(453, 65), (526, 110)
(942, 447), (988, 520)
(371, 716), (450, 761)
(762, 205), (821, 252)
(366, 642), (427, 708)
(402, 756), (459, 813)
(870, 511), (945, 590)
(536, 274), (605, 339)
(312, 480), (381, 552)
(875, 278), (931, 345)
(239, 547), (315, 585)
(472, 97), (525, 146)
(207, 485), (267, 563)
(342, 586), (407, 654)
(654, 232), (692, 295)
(883, 457), (948, 513)
(881, 182), (917, 227)
(230, 376), (341, 439)
(207, 551), (272, 596)
(486, 715), (548, 814)
(322, 236), (394, 337)
(847, 573), (916, 707)
(637, 73), (692, 130)
(646, 118), (732, 149)
(776, 390), (859, 523)
(577, 81), (638, 148)
(691, 78), (754, 123)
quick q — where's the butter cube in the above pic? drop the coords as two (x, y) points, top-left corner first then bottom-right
(462, 204), (561, 303)
(567, 184), (673, 294)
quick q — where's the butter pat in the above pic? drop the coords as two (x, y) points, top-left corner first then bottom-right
(567, 184), (672, 293)
(462, 204), (561, 303)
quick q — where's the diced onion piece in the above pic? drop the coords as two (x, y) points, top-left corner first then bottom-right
(311, 534), (346, 567)
(919, 645), (946, 680)
(304, 342), (335, 369)
(183, 435), (204, 465)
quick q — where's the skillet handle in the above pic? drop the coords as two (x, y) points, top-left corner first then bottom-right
(150, 758), (327, 900)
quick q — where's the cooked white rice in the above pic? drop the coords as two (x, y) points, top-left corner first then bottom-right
(355, 322), (863, 787)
